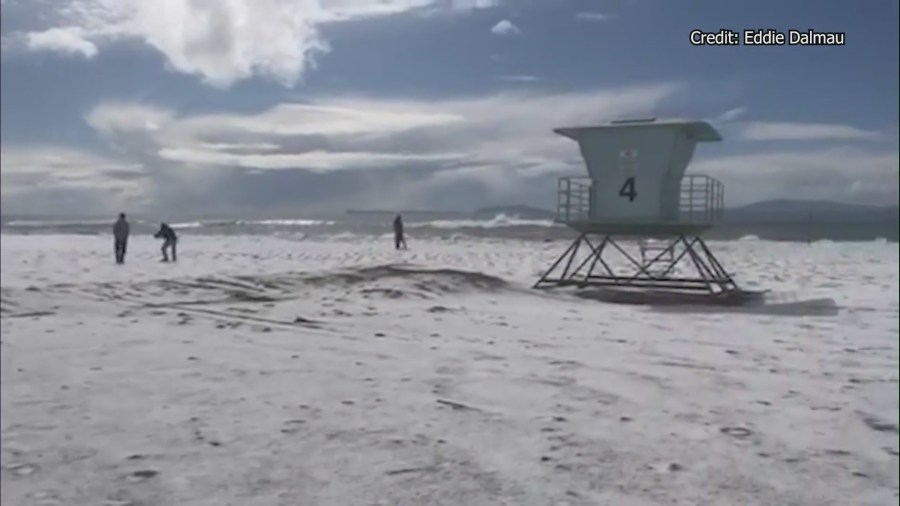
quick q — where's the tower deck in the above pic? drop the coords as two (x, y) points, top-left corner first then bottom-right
(559, 221), (714, 236)
(554, 174), (724, 236)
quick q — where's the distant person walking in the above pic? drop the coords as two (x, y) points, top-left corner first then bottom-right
(113, 212), (130, 264)
(154, 223), (178, 262)
(393, 214), (407, 250)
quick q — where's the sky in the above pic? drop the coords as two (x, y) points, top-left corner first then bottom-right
(0, 0), (898, 218)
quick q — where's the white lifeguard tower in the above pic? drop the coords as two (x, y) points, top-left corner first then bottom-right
(534, 118), (742, 298)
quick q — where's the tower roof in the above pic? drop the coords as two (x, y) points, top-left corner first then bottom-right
(554, 118), (722, 143)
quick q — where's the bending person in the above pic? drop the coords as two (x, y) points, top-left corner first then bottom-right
(154, 222), (178, 262)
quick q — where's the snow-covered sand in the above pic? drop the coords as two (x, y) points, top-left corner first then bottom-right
(1, 233), (898, 506)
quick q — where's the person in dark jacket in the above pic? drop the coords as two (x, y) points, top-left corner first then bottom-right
(393, 214), (407, 250)
(112, 212), (130, 264)
(154, 223), (178, 262)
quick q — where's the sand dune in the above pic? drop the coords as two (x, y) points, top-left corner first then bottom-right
(1, 234), (898, 505)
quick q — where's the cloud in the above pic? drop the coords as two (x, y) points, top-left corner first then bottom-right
(87, 100), (465, 142)
(692, 147), (899, 206)
(715, 107), (747, 123)
(0, 146), (152, 215)
(157, 147), (465, 172)
(7, 81), (896, 216)
(575, 12), (619, 22)
(0, 146), (144, 182)
(490, 19), (519, 36)
(83, 82), (681, 174)
(496, 75), (538, 82)
(450, 0), (498, 9)
(86, 102), (175, 136)
(26, 27), (98, 58)
(8, 0), (495, 88)
(13, 82), (672, 215)
(736, 121), (885, 141)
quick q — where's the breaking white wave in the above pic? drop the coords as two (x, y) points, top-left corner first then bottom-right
(170, 222), (204, 229)
(409, 214), (559, 229)
(243, 219), (336, 226)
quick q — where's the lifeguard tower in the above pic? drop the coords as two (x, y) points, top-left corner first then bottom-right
(534, 118), (742, 298)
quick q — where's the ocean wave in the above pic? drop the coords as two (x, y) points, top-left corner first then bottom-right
(326, 232), (365, 241)
(5, 219), (113, 227)
(409, 213), (559, 229)
(170, 221), (204, 229)
(241, 219), (336, 226)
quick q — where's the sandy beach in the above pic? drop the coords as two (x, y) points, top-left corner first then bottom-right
(1, 233), (898, 506)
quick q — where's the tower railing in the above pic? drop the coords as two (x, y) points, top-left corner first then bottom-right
(556, 176), (592, 222)
(679, 175), (725, 224)
(555, 174), (725, 225)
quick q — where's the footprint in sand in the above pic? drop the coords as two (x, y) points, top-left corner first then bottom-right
(720, 426), (753, 438)
(473, 353), (505, 362)
(547, 359), (583, 369)
(124, 469), (158, 483)
(5, 461), (39, 476)
(862, 416), (899, 434)
(104, 497), (138, 506)
(30, 490), (63, 506)
(281, 420), (306, 435)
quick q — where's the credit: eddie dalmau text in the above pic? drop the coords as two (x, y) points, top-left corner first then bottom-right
(690, 29), (846, 46)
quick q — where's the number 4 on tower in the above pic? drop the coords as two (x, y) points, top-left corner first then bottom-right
(618, 177), (637, 202)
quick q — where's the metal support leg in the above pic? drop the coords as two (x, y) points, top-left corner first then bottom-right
(534, 234), (584, 288)
(535, 233), (741, 295)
